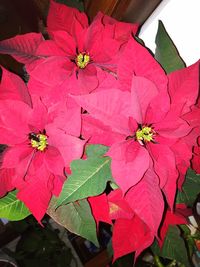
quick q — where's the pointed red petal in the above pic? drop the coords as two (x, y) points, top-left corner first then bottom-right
(72, 89), (131, 135)
(130, 76), (158, 124)
(149, 143), (178, 209)
(0, 67), (31, 105)
(0, 168), (15, 197)
(88, 194), (112, 227)
(0, 100), (31, 144)
(47, 128), (85, 167)
(108, 189), (133, 220)
(159, 206), (188, 247)
(168, 60), (200, 115)
(44, 146), (65, 176)
(0, 33), (44, 64)
(108, 141), (150, 193)
(125, 168), (164, 235)
(17, 168), (53, 222)
(118, 38), (168, 92)
(47, 0), (88, 35)
(112, 215), (154, 262)
(27, 57), (74, 87)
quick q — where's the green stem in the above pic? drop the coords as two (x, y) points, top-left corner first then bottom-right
(154, 255), (165, 267)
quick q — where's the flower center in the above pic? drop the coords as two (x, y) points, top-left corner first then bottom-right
(76, 52), (90, 69)
(29, 132), (48, 151)
(136, 126), (154, 144)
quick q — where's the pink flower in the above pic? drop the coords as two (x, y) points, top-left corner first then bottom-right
(0, 95), (85, 222)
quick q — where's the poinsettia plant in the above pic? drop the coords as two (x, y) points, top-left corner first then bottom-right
(0, 1), (200, 266)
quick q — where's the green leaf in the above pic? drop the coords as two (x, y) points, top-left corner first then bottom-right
(48, 197), (99, 246)
(176, 169), (200, 206)
(155, 20), (185, 73)
(151, 225), (191, 267)
(57, 145), (113, 206)
(0, 190), (30, 221)
(57, 0), (84, 11)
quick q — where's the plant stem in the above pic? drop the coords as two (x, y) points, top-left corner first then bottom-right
(154, 255), (165, 267)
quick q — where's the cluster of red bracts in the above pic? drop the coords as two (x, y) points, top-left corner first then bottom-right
(0, 0), (199, 262)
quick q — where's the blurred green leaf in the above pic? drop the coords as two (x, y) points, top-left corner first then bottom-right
(57, 0), (84, 11)
(48, 197), (99, 246)
(176, 169), (200, 206)
(151, 225), (191, 267)
(155, 20), (185, 73)
(0, 190), (30, 221)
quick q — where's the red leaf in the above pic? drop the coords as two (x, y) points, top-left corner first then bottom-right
(125, 168), (164, 235)
(0, 33), (44, 64)
(72, 89), (131, 135)
(168, 60), (200, 115)
(88, 194), (112, 227)
(118, 37), (168, 93)
(192, 138), (200, 174)
(0, 168), (15, 197)
(112, 215), (154, 262)
(149, 143), (178, 209)
(108, 141), (150, 193)
(130, 75), (158, 124)
(159, 205), (188, 247)
(108, 189), (133, 220)
(17, 167), (54, 223)
(47, 0), (88, 35)
(0, 67), (31, 105)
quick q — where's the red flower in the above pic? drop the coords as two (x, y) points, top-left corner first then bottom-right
(0, 1), (138, 94)
(0, 95), (85, 222)
(73, 74), (193, 203)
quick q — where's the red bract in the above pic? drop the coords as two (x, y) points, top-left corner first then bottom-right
(0, 66), (31, 104)
(112, 214), (154, 262)
(168, 60), (200, 186)
(47, 0), (88, 35)
(192, 137), (200, 173)
(89, 189), (153, 262)
(158, 204), (189, 247)
(0, 95), (85, 222)
(117, 37), (168, 92)
(0, 168), (15, 198)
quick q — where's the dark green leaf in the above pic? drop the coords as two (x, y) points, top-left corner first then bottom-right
(155, 20), (185, 73)
(48, 197), (99, 246)
(151, 225), (191, 267)
(57, 0), (84, 11)
(57, 145), (113, 206)
(0, 190), (30, 221)
(176, 169), (200, 206)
